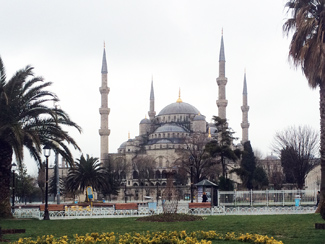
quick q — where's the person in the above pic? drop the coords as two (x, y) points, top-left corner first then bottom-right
(202, 192), (208, 202)
(316, 191), (320, 207)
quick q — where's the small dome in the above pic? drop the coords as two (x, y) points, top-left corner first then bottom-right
(119, 141), (127, 149)
(193, 114), (206, 121)
(158, 102), (200, 116)
(209, 127), (217, 134)
(155, 124), (185, 133)
(140, 118), (150, 124)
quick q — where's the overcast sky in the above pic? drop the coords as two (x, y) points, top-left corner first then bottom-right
(1, 0), (320, 176)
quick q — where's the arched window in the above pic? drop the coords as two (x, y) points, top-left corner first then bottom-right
(162, 170), (167, 178)
(155, 170), (161, 179)
(133, 170), (139, 179)
(149, 169), (154, 179)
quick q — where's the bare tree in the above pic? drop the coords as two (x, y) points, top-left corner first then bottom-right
(132, 155), (156, 185)
(272, 125), (319, 189)
(105, 156), (129, 186)
(177, 133), (218, 184)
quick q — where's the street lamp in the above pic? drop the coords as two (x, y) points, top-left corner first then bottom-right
(43, 144), (51, 220)
(189, 156), (194, 203)
(11, 162), (17, 214)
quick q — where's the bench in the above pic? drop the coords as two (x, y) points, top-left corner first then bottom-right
(188, 202), (211, 209)
(114, 203), (138, 210)
(188, 202), (212, 215)
(39, 204), (65, 211)
(114, 203), (138, 215)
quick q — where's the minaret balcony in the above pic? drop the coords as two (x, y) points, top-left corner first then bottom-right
(217, 100), (228, 107)
(99, 87), (110, 94)
(241, 106), (250, 112)
(217, 77), (227, 86)
(99, 128), (110, 136)
(241, 122), (250, 128)
(99, 107), (110, 114)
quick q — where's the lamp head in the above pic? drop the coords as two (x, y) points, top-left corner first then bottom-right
(43, 144), (51, 157)
(11, 162), (17, 172)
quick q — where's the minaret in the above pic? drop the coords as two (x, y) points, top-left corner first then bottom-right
(99, 44), (110, 163)
(241, 70), (250, 143)
(148, 78), (156, 120)
(216, 30), (228, 120)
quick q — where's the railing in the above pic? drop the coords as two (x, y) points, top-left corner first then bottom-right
(12, 202), (316, 219)
(218, 189), (318, 206)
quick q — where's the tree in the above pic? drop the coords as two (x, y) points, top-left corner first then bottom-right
(283, 0), (325, 217)
(177, 133), (217, 184)
(206, 116), (241, 178)
(132, 155), (156, 186)
(273, 125), (319, 189)
(100, 167), (119, 199)
(66, 154), (106, 201)
(15, 166), (35, 204)
(232, 141), (268, 190)
(0, 57), (82, 218)
(104, 156), (128, 186)
(37, 161), (45, 203)
(253, 167), (269, 190)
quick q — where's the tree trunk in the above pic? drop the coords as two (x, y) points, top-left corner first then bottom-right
(0, 140), (14, 218)
(319, 82), (325, 217)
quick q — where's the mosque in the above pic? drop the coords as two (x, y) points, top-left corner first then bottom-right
(98, 34), (249, 200)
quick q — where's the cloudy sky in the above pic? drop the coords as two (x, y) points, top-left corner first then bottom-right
(1, 0), (320, 175)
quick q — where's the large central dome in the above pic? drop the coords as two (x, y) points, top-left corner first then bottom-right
(158, 102), (200, 116)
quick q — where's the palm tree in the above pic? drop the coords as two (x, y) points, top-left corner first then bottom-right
(283, 0), (325, 216)
(66, 154), (106, 201)
(0, 57), (81, 218)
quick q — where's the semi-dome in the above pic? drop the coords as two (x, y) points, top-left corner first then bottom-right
(193, 114), (206, 121)
(140, 118), (150, 124)
(158, 102), (200, 116)
(155, 124), (185, 133)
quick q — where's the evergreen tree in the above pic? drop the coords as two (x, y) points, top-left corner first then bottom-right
(206, 116), (241, 178)
(232, 141), (268, 190)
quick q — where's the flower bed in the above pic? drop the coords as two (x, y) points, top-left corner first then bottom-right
(13, 231), (283, 244)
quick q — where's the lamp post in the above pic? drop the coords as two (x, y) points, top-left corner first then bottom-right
(11, 162), (17, 214)
(189, 156), (194, 203)
(43, 144), (51, 220)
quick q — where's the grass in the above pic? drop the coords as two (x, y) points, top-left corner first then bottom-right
(0, 214), (325, 243)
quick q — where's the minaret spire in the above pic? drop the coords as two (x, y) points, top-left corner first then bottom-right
(99, 45), (110, 163)
(148, 77), (156, 120)
(216, 30), (228, 119)
(241, 69), (250, 143)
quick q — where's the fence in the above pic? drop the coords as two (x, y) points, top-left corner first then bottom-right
(218, 189), (318, 207)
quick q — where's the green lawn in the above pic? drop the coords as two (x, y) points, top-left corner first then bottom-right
(1, 214), (324, 243)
